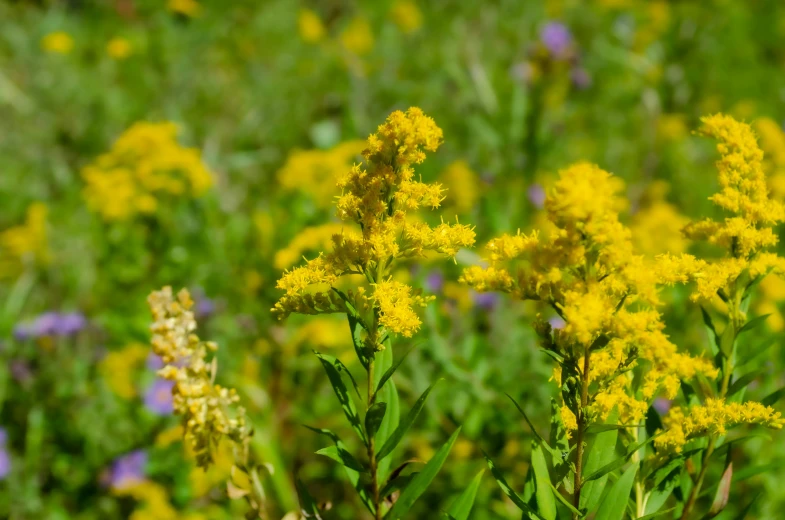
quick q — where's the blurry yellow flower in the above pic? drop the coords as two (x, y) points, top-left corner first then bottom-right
(188, 440), (233, 497)
(631, 181), (689, 256)
(298, 8), (326, 43)
(757, 274), (785, 331)
(287, 317), (348, 356)
(656, 113), (688, 142)
(107, 37), (132, 60)
(391, 0), (423, 34)
(168, 0), (201, 17)
(154, 426), (184, 448)
(439, 160), (480, 215)
(115, 481), (178, 520)
(340, 16), (374, 56)
(99, 343), (149, 399)
(277, 141), (365, 208)
(0, 203), (50, 279)
(41, 32), (74, 54)
(275, 223), (349, 270)
(755, 117), (785, 200)
(82, 122), (212, 221)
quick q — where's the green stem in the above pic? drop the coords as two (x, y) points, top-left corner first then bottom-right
(367, 358), (382, 520)
(572, 349), (591, 519)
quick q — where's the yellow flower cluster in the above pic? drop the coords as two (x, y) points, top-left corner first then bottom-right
(168, 0), (201, 17)
(438, 160), (480, 215)
(148, 287), (249, 468)
(107, 37), (132, 60)
(298, 8), (326, 44)
(82, 122), (212, 221)
(277, 141), (365, 208)
(655, 399), (784, 454)
(755, 117), (785, 199)
(0, 202), (50, 279)
(390, 0), (423, 34)
(99, 343), (149, 399)
(462, 162), (716, 428)
(340, 17), (375, 56)
(656, 115), (785, 301)
(273, 108), (475, 341)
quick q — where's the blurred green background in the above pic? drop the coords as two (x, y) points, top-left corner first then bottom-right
(1, 0), (785, 518)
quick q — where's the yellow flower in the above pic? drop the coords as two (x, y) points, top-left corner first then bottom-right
(754, 117), (785, 200)
(277, 141), (365, 208)
(438, 160), (480, 215)
(168, 0), (201, 17)
(390, 0), (423, 34)
(275, 223), (349, 270)
(115, 481), (178, 520)
(655, 399), (784, 454)
(0, 203), (50, 279)
(148, 287), (250, 468)
(82, 122), (212, 221)
(298, 8), (326, 43)
(99, 343), (149, 399)
(41, 32), (74, 54)
(631, 181), (689, 256)
(107, 37), (132, 59)
(340, 16), (374, 56)
(273, 108), (475, 343)
(656, 113), (688, 142)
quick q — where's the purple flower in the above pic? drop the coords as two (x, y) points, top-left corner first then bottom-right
(549, 317), (566, 330)
(10, 360), (32, 383)
(653, 398), (672, 415)
(13, 311), (87, 340)
(146, 352), (164, 371)
(144, 379), (174, 416)
(571, 67), (592, 90)
(471, 291), (499, 311)
(527, 184), (546, 209)
(108, 450), (147, 489)
(0, 428), (7, 445)
(425, 270), (444, 293)
(0, 449), (9, 480)
(540, 22), (572, 59)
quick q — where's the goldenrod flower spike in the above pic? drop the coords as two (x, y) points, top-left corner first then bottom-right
(272, 108), (475, 344)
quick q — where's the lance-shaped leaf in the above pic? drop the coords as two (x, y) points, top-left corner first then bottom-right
(593, 463), (637, 520)
(579, 411), (619, 512)
(304, 425), (373, 513)
(374, 342), (400, 482)
(583, 434), (657, 483)
(377, 379), (442, 461)
(708, 463), (732, 517)
(737, 314), (771, 335)
(366, 402), (388, 441)
(373, 344), (418, 402)
(531, 442), (557, 520)
(727, 371), (762, 398)
(506, 393), (553, 454)
(315, 352), (366, 444)
(316, 445), (366, 473)
(385, 427), (461, 520)
(482, 450), (545, 519)
(446, 469), (484, 520)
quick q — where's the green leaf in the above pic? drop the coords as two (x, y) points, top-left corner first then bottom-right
(547, 481), (582, 517)
(315, 352), (366, 444)
(374, 343), (399, 483)
(585, 424), (642, 435)
(316, 445), (366, 473)
(304, 425), (373, 513)
(583, 435), (656, 483)
(738, 314), (771, 335)
(531, 442), (557, 520)
(373, 344), (418, 401)
(708, 463), (732, 516)
(377, 379), (442, 461)
(548, 399), (572, 487)
(506, 393), (552, 453)
(700, 306), (721, 355)
(380, 473), (416, 500)
(482, 451), (545, 518)
(738, 336), (777, 367)
(579, 411), (619, 512)
(295, 475), (323, 520)
(638, 507), (676, 519)
(727, 371), (761, 398)
(344, 309), (371, 369)
(385, 428), (461, 520)
(593, 463), (637, 520)
(762, 387), (785, 407)
(732, 492), (761, 520)
(366, 402), (388, 442)
(446, 469), (484, 520)
(732, 461), (785, 483)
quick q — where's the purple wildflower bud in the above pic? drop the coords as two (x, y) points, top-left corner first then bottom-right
(33, 312), (60, 337)
(549, 317), (566, 330)
(540, 22), (573, 59)
(472, 291), (499, 311)
(55, 312), (87, 336)
(108, 450), (147, 489)
(653, 398), (672, 415)
(144, 379), (174, 416)
(425, 270), (444, 293)
(195, 297), (216, 319)
(13, 322), (34, 341)
(571, 67), (592, 90)
(146, 352), (164, 371)
(527, 184), (546, 209)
